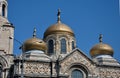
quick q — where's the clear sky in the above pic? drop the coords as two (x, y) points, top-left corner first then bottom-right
(8, 0), (120, 62)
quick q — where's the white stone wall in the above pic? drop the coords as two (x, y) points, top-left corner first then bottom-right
(0, 26), (14, 54)
(98, 67), (120, 78)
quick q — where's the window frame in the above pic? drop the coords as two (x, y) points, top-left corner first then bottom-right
(2, 4), (6, 17)
(70, 67), (87, 78)
(72, 41), (75, 50)
(71, 69), (83, 78)
(48, 39), (54, 54)
(60, 38), (67, 54)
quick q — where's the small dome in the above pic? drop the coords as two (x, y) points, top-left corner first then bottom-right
(23, 37), (47, 52)
(90, 43), (114, 57)
(44, 22), (74, 38)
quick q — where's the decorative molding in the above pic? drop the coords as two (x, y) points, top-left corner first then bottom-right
(60, 51), (96, 75)
(0, 56), (8, 68)
(24, 62), (50, 75)
(99, 67), (120, 77)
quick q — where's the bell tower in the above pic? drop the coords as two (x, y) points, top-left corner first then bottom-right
(0, 0), (14, 54)
(0, 0), (7, 18)
(0, 1), (14, 78)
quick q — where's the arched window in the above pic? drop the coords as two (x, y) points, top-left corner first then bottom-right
(61, 38), (66, 53)
(48, 39), (54, 54)
(2, 4), (6, 17)
(72, 41), (75, 50)
(71, 69), (83, 78)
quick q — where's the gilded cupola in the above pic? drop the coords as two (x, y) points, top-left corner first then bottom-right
(22, 28), (47, 52)
(90, 34), (114, 57)
(44, 9), (74, 38)
(43, 9), (76, 56)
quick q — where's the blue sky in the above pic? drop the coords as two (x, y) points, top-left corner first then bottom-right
(8, 0), (120, 62)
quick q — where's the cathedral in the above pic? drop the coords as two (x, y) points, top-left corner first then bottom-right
(0, 0), (120, 78)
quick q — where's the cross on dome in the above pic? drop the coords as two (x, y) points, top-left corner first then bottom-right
(99, 34), (103, 43)
(57, 8), (61, 23)
(33, 27), (36, 38)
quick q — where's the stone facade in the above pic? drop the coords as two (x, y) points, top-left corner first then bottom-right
(99, 67), (120, 78)
(0, 0), (14, 78)
(0, 0), (120, 78)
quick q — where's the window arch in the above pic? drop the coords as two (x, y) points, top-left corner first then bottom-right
(2, 4), (6, 17)
(48, 39), (54, 54)
(71, 69), (83, 78)
(60, 38), (66, 53)
(72, 41), (75, 50)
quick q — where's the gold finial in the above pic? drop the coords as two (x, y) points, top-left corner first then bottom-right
(33, 27), (36, 38)
(99, 34), (103, 43)
(57, 8), (61, 23)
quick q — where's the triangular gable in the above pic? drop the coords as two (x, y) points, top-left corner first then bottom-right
(60, 48), (94, 64)
(59, 48), (96, 74)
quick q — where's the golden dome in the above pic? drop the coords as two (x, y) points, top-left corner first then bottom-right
(44, 9), (74, 38)
(23, 37), (47, 52)
(90, 43), (114, 57)
(44, 22), (74, 38)
(90, 34), (114, 57)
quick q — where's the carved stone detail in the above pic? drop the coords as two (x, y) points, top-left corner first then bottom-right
(99, 68), (120, 78)
(60, 51), (96, 74)
(0, 56), (8, 67)
(24, 62), (50, 75)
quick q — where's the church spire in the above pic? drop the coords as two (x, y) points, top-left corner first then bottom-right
(57, 8), (61, 23)
(0, 0), (8, 18)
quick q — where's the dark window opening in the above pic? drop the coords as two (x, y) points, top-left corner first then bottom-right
(48, 40), (54, 54)
(2, 4), (6, 17)
(71, 69), (83, 78)
(72, 41), (75, 50)
(61, 38), (66, 53)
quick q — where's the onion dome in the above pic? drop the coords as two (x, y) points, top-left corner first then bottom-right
(22, 28), (47, 52)
(90, 34), (114, 57)
(44, 9), (74, 38)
